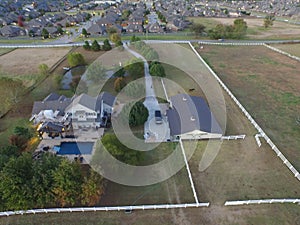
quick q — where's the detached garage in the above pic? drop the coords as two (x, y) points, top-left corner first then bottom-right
(167, 94), (223, 140)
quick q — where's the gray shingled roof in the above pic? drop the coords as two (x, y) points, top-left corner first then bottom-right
(97, 92), (116, 107)
(32, 94), (72, 116)
(167, 94), (223, 136)
(69, 93), (98, 111)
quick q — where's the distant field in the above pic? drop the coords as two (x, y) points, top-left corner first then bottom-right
(188, 17), (300, 39)
(271, 43), (300, 58)
(0, 47), (71, 76)
(199, 45), (300, 170)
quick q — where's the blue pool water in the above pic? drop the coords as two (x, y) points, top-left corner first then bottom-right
(55, 142), (94, 155)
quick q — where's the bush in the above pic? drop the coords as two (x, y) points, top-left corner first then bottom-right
(114, 77), (126, 92)
(67, 52), (85, 67)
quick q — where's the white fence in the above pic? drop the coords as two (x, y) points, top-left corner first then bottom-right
(221, 135), (246, 140)
(0, 43), (84, 48)
(188, 42), (300, 182)
(198, 41), (264, 46)
(0, 203), (210, 217)
(263, 43), (300, 62)
(179, 140), (199, 204)
(255, 134), (262, 147)
(225, 199), (300, 206)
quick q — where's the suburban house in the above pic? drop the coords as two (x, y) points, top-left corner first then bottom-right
(65, 92), (116, 129)
(31, 92), (116, 137)
(167, 94), (223, 140)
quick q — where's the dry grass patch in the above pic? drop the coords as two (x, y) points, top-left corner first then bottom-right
(271, 43), (300, 58)
(199, 45), (300, 170)
(0, 47), (71, 75)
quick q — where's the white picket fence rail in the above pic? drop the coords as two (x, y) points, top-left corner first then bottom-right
(221, 135), (246, 140)
(179, 140), (199, 204)
(263, 43), (300, 62)
(255, 134), (262, 147)
(225, 199), (300, 206)
(188, 42), (300, 182)
(0, 203), (210, 217)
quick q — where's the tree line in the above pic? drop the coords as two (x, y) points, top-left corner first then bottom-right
(0, 125), (106, 211)
(190, 18), (248, 39)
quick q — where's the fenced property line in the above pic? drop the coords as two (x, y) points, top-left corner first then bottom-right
(198, 41), (264, 46)
(0, 203), (210, 217)
(179, 139), (199, 204)
(161, 78), (170, 102)
(263, 43), (300, 62)
(0, 43), (84, 48)
(188, 42), (300, 182)
(221, 134), (246, 140)
(225, 199), (300, 206)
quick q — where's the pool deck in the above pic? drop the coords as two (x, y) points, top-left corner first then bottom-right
(36, 128), (104, 164)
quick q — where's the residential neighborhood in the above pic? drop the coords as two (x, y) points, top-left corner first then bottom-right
(1, 0), (299, 38)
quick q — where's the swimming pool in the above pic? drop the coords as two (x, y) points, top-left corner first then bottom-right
(55, 142), (94, 155)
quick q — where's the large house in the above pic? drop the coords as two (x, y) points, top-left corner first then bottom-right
(65, 92), (115, 129)
(167, 94), (223, 140)
(31, 92), (116, 137)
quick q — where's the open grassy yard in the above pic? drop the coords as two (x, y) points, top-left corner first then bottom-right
(199, 45), (300, 171)
(271, 43), (300, 58)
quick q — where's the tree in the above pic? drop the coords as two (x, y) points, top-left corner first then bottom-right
(41, 28), (49, 39)
(190, 23), (206, 37)
(17, 15), (24, 27)
(57, 26), (64, 35)
(70, 75), (80, 93)
(110, 33), (121, 45)
(114, 77), (126, 92)
(113, 66), (125, 77)
(145, 49), (159, 61)
(81, 170), (105, 206)
(149, 62), (166, 77)
(67, 52), (85, 67)
(102, 39), (112, 51)
(82, 28), (88, 37)
(130, 35), (141, 43)
(38, 63), (49, 77)
(86, 62), (106, 83)
(232, 18), (247, 39)
(9, 135), (27, 151)
(125, 58), (144, 79)
(14, 126), (34, 140)
(0, 153), (34, 210)
(91, 40), (101, 51)
(83, 40), (91, 50)
(121, 101), (149, 127)
(264, 14), (275, 28)
(31, 153), (62, 208)
(0, 77), (24, 116)
(52, 159), (83, 207)
(121, 10), (131, 20)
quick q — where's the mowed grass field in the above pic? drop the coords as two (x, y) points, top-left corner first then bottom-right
(198, 45), (300, 170)
(188, 17), (300, 39)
